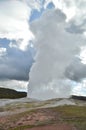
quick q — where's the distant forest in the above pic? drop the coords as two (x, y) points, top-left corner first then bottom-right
(0, 88), (27, 99)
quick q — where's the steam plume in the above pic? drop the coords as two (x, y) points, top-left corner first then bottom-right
(28, 9), (85, 100)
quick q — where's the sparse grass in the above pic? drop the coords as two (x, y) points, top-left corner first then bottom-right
(9, 125), (35, 130)
(0, 100), (53, 112)
(53, 105), (86, 117)
(0, 102), (37, 112)
(0, 101), (86, 130)
(52, 105), (86, 130)
(9, 116), (55, 130)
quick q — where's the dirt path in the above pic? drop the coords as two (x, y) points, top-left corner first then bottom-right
(27, 124), (76, 130)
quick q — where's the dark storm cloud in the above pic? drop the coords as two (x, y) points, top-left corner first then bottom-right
(65, 59), (86, 82)
(0, 44), (34, 81)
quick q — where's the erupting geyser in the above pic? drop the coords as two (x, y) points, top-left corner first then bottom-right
(28, 9), (85, 100)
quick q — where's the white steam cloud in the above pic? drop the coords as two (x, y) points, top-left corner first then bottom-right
(28, 9), (85, 100)
(44, 0), (86, 23)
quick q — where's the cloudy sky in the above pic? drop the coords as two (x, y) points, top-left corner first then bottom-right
(0, 0), (86, 99)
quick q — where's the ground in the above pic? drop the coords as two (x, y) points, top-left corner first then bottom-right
(0, 98), (86, 130)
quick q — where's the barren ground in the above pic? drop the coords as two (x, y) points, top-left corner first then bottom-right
(0, 98), (86, 130)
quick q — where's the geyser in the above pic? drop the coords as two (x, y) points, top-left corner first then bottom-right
(28, 9), (85, 100)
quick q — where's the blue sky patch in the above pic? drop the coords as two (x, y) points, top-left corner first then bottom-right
(30, 8), (44, 22)
(47, 2), (55, 9)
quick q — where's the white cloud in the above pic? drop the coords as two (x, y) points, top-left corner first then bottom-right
(72, 79), (86, 96)
(44, 0), (86, 25)
(23, 0), (42, 10)
(79, 46), (86, 64)
(0, 0), (34, 51)
(44, 0), (86, 41)
(0, 80), (28, 92)
(0, 47), (7, 57)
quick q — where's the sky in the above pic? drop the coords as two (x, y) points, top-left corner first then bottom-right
(0, 0), (86, 99)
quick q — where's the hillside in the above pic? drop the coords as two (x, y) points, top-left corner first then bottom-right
(71, 95), (86, 101)
(0, 87), (27, 99)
